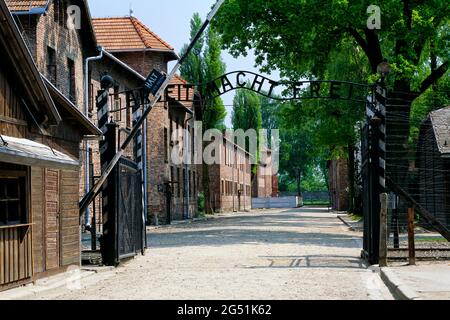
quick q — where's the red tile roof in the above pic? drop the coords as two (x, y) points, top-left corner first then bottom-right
(5, 0), (49, 12)
(92, 16), (175, 52)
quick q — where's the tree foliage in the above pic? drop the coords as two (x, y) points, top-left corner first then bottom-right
(180, 13), (228, 214)
(180, 13), (227, 130)
(232, 88), (263, 133)
(214, 0), (449, 97)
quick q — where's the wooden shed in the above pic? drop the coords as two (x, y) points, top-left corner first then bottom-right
(0, 1), (101, 291)
(417, 106), (450, 229)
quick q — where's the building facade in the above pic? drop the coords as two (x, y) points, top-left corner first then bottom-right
(0, 0), (101, 290)
(208, 138), (252, 213)
(253, 148), (275, 198)
(328, 159), (349, 211)
(92, 16), (199, 225)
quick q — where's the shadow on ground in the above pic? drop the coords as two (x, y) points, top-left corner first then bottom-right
(147, 207), (361, 249)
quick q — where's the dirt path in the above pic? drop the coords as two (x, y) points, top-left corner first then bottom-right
(22, 207), (393, 300)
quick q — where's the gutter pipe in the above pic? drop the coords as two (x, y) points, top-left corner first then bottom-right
(83, 46), (103, 228)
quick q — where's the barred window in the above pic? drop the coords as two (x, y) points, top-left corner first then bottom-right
(0, 170), (27, 226)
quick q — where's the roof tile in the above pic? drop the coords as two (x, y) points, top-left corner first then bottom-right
(92, 16), (174, 52)
(5, 0), (49, 12)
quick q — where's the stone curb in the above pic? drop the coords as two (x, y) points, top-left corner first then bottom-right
(337, 215), (356, 231)
(380, 268), (422, 300)
(0, 268), (101, 300)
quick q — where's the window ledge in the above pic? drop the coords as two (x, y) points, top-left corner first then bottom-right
(0, 223), (34, 230)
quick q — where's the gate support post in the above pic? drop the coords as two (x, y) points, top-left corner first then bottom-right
(100, 122), (119, 266)
(379, 193), (388, 267)
(369, 117), (381, 265)
(97, 87), (119, 266)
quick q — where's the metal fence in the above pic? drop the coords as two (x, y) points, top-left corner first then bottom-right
(384, 92), (450, 263)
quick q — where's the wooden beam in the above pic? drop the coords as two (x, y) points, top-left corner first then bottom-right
(408, 207), (416, 265)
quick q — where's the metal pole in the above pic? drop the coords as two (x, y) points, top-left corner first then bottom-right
(408, 207), (416, 265)
(79, 0), (227, 215)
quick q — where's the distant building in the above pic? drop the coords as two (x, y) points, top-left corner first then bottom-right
(328, 159), (349, 211)
(207, 138), (252, 213)
(253, 148), (275, 198)
(92, 16), (199, 225)
(0, 0), (101, 290)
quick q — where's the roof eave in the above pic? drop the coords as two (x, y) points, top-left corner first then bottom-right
(43, 76), (102, 136)
(108, 48), (179, 60)
(169, 100), (194, 115)
(10, 7), (48, 15)
(0, 1), (61, 125)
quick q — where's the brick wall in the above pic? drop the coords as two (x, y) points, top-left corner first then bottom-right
(208, 140), (252, 213)
(328, 159), (349, 211)
(16, 0), (89, 111)
(112, 51), (167, 78)
(79, 55), (145, 224)
(98, 51), (199, 225)
(252, 150), (274, 198)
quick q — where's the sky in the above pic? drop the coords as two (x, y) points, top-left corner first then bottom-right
(87, 0), (280, 127)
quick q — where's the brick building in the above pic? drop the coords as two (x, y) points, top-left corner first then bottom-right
(6, 0), (98, 109)
(328, 159), (349, 211)
(7, 1), (200, 227)
(0, 0), (101, 290)
(253, 148), (275, 198)
(207, 138), (252, 213)
(92, 16), (199, 225)
(5, 0), (100, 223)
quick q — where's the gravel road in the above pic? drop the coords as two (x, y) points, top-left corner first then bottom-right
(22, 207), (394, 300)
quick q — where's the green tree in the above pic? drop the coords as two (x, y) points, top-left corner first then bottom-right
(232, 88), (263, 187)
(180, 13), (227, 214)
(214, 0), (449, 186)
(232, 88), (263, 136)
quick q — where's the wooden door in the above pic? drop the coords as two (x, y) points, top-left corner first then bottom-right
(44, 169), (60, 271)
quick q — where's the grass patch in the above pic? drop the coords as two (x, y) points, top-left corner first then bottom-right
(415, 237), (448, 243)
(350, 214), (363, 222)
(303, 200), (331, 206)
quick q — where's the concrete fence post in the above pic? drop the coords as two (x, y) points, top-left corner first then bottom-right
(379, 193), (388, 267)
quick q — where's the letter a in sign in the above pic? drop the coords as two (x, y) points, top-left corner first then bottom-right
(144, 69), (166, 97)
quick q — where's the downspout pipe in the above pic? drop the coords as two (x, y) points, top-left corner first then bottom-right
(84, 46), (104, 228)
(184, 113), (194, 219)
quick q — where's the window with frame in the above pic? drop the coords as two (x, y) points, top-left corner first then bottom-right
(170, 167), (174, 194)
(182, 169), (186, 197)
(193, 171), (196, 196)
(0, 170), (27, 226)
(68, 58), (76, 103)
(88, 82), (94, 114)
(58, 0), (66, 27)
(177, 168), (181, 198)
(113, 85), (122, 122)
(164, 128), (169, 163)
(53, 0), (60, 23)
(47, 47), (57, 85)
